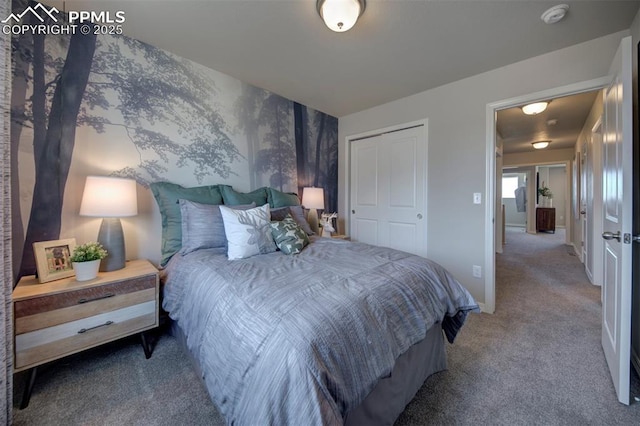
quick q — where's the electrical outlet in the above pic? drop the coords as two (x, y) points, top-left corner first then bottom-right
(472, 265), (482, 278)
(473, 193), (481, 204)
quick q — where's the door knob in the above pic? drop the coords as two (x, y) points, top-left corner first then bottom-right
(602, 231), (621, 242)
(352, 210), (355, 214)
(580, 210), (586, 215)
(417, 213), (423, 219)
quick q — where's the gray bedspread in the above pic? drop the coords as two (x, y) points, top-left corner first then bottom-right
(163, 237), (479, 425)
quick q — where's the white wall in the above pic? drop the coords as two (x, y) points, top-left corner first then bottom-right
(540, 165), (567, 228)
(339, 31), (627, 306)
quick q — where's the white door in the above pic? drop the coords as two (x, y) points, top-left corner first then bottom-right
(350, 126), (427, 256)
(580, 141), (593, 281)
(601, 36), (632, 405)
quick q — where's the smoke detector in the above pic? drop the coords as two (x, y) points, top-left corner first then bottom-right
(541, 4), (569, 24)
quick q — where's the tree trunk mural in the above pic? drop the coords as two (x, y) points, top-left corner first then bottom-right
(10, 5), (32, 282)
(293, 102), (307, 197)
(19, 30), (97, 278)
(313, 113), (326, 187)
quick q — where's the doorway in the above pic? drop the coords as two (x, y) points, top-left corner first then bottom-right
(484, 76), (610, 314)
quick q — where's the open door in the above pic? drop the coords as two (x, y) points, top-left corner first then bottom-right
(601, 36), (633, 405)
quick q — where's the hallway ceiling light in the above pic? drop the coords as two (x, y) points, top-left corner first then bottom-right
(522, 102), (549, 115)
(317, 0), (366, 32)
(532, 141), (550, 149)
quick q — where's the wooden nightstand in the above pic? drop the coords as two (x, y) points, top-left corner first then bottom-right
(331, 234), (350, 240)
(13, 259), (159, 408)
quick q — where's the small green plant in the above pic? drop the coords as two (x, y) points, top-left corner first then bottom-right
(538, 182), (553, 198)
(70, 241), (108, 262)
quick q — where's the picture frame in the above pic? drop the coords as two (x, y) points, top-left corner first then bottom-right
(33, 238), (77, 283)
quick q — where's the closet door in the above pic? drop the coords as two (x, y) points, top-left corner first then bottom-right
(349, 126), (427, 256)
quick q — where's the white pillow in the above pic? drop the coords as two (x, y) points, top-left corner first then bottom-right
(219, 204), (277, 260)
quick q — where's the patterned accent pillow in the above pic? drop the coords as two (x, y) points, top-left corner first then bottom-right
(270, 205), (315, 236)
(270, 215), (310, 255)
(219, 204), (277, 260)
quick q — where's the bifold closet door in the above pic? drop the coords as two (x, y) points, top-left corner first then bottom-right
(349, 126), (426, 257)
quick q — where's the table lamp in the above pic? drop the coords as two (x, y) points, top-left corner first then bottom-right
(79, 176), (138, 272)
(302, 187), (324, 234)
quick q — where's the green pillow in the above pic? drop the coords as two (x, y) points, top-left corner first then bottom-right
(219, 185), (268, 206)
(267, 187), (301, 208)
(270, 215), (309, 255)
(150, 182), (223, 266)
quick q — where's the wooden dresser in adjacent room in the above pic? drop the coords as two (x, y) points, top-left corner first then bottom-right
(536, 207), (556, 233)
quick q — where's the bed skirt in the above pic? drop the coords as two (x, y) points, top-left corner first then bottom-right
(169, 320), (447, 425)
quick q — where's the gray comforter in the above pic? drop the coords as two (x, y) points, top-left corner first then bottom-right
(163, 237), (478, 425)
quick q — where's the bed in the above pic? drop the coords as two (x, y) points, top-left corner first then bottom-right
(161, 235), (478, 425)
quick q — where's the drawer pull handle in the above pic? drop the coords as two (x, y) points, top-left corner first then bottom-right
(77, 293), (115, 304)
(77, 321), (114, 334)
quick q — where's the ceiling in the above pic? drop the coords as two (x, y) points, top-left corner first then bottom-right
(44, 0), (639, 118)
(497, 90), (599, 155)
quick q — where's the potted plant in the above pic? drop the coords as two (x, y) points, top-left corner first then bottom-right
(538, 183), (553, 207)
(70, 241), (108, 281)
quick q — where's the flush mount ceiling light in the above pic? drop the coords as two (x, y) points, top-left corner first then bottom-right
(317, 0), (366, 32)
(532, 141), (551, 150)
(521, 101), (549, 115)
(541, 4), (569, 24)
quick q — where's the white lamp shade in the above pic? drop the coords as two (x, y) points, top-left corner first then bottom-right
(79, 176), (138, 217)
(318, 0), (363, 32)
(302, 187), (325, 210)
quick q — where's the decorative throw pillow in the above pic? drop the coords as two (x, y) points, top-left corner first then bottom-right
(150, 182), (223, 266)
(219, 185), (268, 206)
(179, 200), (255, 255)
(267, 187), (301, 208)
(219, 204), (277, 260)
(270, 215), (310, 255)
(270, 205), (315, 236)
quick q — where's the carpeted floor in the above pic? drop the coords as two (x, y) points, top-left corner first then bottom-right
(12, 228), (640, 425)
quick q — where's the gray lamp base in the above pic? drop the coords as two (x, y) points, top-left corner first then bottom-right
(97, 218), (126, 272)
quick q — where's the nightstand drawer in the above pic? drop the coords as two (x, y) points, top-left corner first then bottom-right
(14, 275), (156, 318)
(15, 300), (156, 369)
(15, 287), (156, 334)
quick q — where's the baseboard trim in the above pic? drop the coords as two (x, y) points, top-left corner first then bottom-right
(569, 243), (581, 259)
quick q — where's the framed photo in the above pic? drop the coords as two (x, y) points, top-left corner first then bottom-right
(33, 238), (77, 283)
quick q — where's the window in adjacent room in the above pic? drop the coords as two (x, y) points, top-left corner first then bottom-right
(502, 176), (519, 199)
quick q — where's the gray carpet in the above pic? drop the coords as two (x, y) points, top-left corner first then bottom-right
(13, 228), (640, 425)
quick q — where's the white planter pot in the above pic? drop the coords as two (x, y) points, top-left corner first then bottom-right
(73, 259), (101, 281)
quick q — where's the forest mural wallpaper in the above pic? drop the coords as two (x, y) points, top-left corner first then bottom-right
(10, 0), (338, 279)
